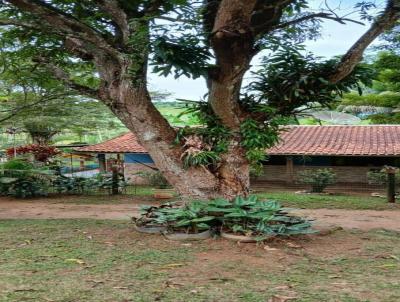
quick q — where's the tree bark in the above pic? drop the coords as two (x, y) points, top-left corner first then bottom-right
(217, 139), (250, 198)
(96, 59), (220, 199)
(204, 0), (259, 198)
(208, 0), (256, 129)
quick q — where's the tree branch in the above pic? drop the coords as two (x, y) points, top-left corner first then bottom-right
(92, 0), (130, 45)
(251, 0), (295, 36)
(156, 16), (195, 23)
(33, 57), (99, 99)
(208, 0), (258, 129)
(0, 17), (67, 40)
(0, 18), (42, 30)
(63, 36), (95, 61)
(142, 0), (166, 15)
(202, 0), (221, 40)
(329, 0), (400, 83)
(0, 93), (68, 123)
(270, 12), (365, 31)
(5, 0), (120, 58)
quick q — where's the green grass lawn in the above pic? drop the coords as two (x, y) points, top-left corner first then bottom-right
(0, 219), (399, 302)
(257, 191), (400, 210)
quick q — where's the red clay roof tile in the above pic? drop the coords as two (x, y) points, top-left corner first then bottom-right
(74, 125), (400, 157)
(74, 132), (146, 153)
(268, 125), (400, 156)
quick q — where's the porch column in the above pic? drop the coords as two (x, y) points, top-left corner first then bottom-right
(286, 156), (294, 184)
(98, 154), (106, 173)
(79, 160), (85, 171)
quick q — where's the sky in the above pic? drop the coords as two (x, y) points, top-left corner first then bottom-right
(148, 0), (385, 101)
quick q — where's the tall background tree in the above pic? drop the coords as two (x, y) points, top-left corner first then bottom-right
(0, 0), (399, 199)
(337, 51), (400, 123)
(0, 51), (128, 145)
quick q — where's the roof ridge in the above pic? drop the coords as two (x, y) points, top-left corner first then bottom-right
(73, 131), (134, 153)
(78, 132), (130, 148)
(283, 124), (400, 127)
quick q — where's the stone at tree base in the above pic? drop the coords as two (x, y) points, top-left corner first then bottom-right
(163, 229), (211, 241)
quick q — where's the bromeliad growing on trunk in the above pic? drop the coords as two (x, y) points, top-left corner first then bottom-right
(1, 0), (399, 199)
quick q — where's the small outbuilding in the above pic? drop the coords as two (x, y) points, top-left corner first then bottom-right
(74, 133), (156, 183)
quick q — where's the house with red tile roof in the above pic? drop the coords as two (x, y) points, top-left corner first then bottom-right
(258, 125), (400, 188)
(74, 125), (400, 186)
(74, 132), (154, 183)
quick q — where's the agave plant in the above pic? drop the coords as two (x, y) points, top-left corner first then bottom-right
(206, 196), (315, 238)
(134, 195), (315, 238)
(138, 201), (216, 233)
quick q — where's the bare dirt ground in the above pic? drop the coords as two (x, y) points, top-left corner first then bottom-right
(0, 199), (140, 220)
(0, 197), (399, 231)
(296, 209), (400, 232)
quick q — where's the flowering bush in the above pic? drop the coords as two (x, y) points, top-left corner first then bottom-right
(6, 144), (61, 162)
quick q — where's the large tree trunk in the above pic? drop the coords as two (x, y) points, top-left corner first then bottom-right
(118, 101), (250, 199)
(95, 56), (249, 200)
(201, 0), (257, 198)
(28, 130), (58, 145)
(218, 141), (251, 197)
(116, 88), (251, 200)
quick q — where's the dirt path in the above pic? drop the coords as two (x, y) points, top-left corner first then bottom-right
(0, 200), (399, 231)
(295, 209), (400, 232)
(0, 201), (139, 220)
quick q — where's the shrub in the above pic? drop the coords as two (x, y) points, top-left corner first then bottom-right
(139, 170), (170, 189)
(0, 177), (14, 195)
(1, 159), (34, 186)
(298, 168), (337, 193)
(2, 159), (33, 171)
(369, 112), (400, 124)
(1, 159), (41, 197)
(367, 170), (400, 185)
(6, 176), (49, 198)
(52, 173), (127, 195)
(52, 176), (87, 194)
(0, 172), (49, 198)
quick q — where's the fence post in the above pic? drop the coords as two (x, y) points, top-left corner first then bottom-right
(111, 165), (119, 195)
(385, 166), (396, 203)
